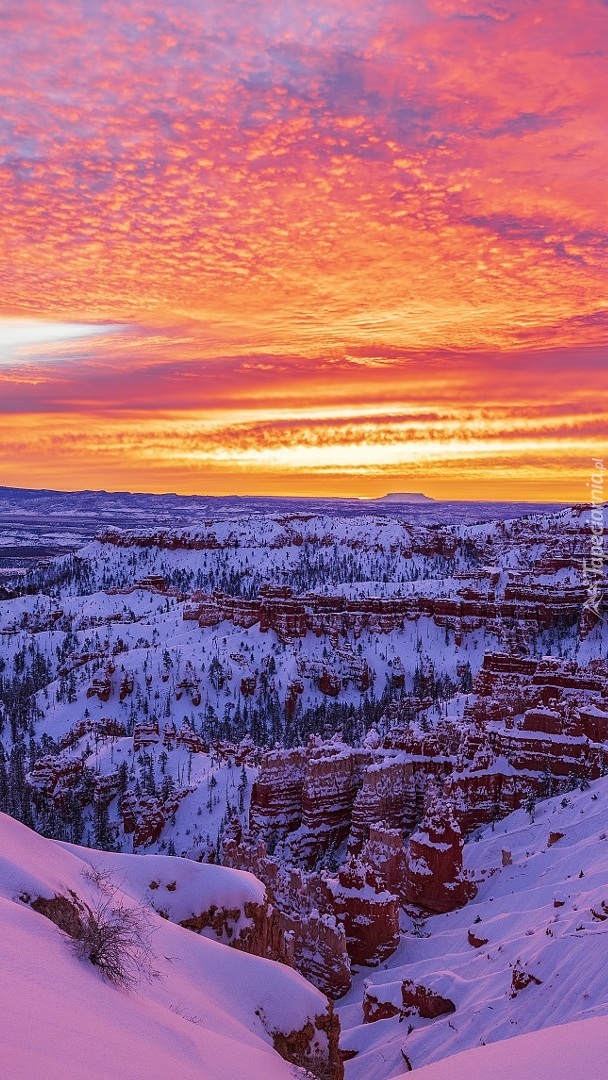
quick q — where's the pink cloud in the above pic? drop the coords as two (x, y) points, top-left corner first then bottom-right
(0, 0), (606, 495)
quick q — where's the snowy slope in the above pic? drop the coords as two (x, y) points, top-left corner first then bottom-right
(58, 841), (268, 926)
(400, 1016), (608, 1080)
(339, 776), (608, 1078)
(0, 813), (336, 1080)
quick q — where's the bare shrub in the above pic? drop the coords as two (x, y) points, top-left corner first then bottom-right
(28, 868), (159, 990)
(68, 868), (158, 989)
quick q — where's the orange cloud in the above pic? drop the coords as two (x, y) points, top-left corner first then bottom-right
(0, 0), (606, 498)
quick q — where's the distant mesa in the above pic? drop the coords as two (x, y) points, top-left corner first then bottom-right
(372, 492), (435, 503)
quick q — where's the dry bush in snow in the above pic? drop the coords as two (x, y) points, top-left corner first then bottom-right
(69, 868), (158, 989)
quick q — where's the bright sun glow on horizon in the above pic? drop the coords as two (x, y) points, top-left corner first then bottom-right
(0, 320), (115, 361)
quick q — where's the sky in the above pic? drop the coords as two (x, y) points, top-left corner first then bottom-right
(1, 0), (606, 501)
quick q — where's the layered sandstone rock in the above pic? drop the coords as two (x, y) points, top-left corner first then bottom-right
(401, 979), (456, 1018)
(362, 977), (456, 1022)
(121, 786), (192, 847)
(360, 825), (409, 900)
(349, 758), (421, 850)
(222, 837), (351, 998)
(180, 896), (293, 966)
(133, 719), (160, 750)
(249, 748), (307, 836)
(271, 1003), (344, 1080)
(405, 796), (477, 913)
(242, 652), (608, 926)
(181, 572), (586, 647)
(294, 740), (371, 862)
(59, 716), (126, 750)
(362, 990), (401, 1023)
(86, 675), (111, 702)
(29, 754), (88, 806)
(328, 857), (400, 966)
(250, 737), (372, 862)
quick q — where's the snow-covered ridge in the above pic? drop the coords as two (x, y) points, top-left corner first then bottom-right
(0, 812), (340, 1079)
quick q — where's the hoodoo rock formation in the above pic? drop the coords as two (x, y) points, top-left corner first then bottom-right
(222, 836), (352, 998)
(328, 856), (400, 965)
(182, 580), (589, 644)
(405, 795), (477, 913)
